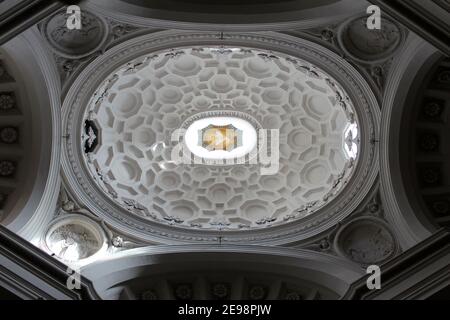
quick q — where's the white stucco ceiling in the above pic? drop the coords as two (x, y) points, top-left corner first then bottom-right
(81, 46), (359, 231)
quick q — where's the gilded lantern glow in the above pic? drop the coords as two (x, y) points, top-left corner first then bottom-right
(200, 124), (241, 152)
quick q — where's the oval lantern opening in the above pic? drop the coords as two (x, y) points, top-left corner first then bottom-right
(184, 116), (257, 161)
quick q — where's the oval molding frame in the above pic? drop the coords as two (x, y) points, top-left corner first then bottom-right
(62, 30), (380, 245)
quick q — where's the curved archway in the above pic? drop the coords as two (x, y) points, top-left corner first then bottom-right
(0, 28), (61, 242)
(380, 33), (441, 249)
(400, 56), (450, 230)
(85, 0), (367, 31)
(82, 246), (363, 300)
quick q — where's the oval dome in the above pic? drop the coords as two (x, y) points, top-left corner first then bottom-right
(80, 46), (359, 231)
(62, 31), (379, 244)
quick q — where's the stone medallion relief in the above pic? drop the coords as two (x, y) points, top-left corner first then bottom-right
(45, 215), (106, 262)
(43, 9), (108, 59)
(338, 15), (402, 62)
(335, 216), (397, 265)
